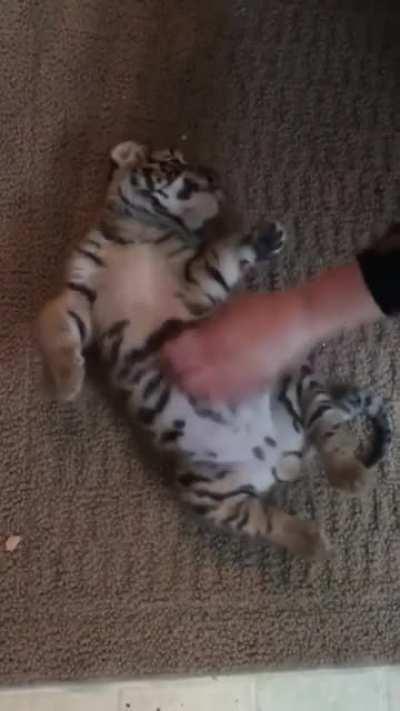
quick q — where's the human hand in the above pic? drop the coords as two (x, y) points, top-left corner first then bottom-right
(161, 290), (311, 401)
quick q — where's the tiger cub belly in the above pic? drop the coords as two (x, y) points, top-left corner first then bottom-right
(93, 243), (188, 341)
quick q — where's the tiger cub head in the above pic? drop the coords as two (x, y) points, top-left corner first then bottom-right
(109, 140), (223, 234)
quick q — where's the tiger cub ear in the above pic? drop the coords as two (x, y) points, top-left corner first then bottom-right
(110, 141), (148, 167)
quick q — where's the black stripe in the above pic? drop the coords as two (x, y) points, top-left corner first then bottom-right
(271, 466), (279, 482)
(155, 231), (175, 244)
(283, 450), (302, 458)
(138, 407), (156, 425)
(253, 446), (265, 461)
(216, 469), (230, 479)
(307, 403), (333, 429)
(119, 357), (144, 380)
(239, 258), (251, 269)
(193, 485), (256, 502)
(365, 417), (391, 468)
(322, 427), (339, 440)
(178, 472), (211, 487)
(182, 450), (196, 459)
(309, 379), (321, 390)
(146, 319), (189, 349)
(237, 508), (250, 530)
(117, 187), (135, 213)
(161, 429), (184, 444)
(67, 282), (96, 304)
(186, 301), (208, 317)
(206, 450), (218, 459)
(108, 336), (123, 368)
(137, 387), (171, 426)
(205, 292), (218, 306)
(155, 188), (168, 199)
(142, 167), (154, 190)
(76, 248), (104, 267)
(174, 419), (186, 430)
(190, 459), (222, 467)
(193, 406), (227, 425)
(205, 260), (230, 293)
(150, 194), (165, 212)
(177, 177), (197, 200)
(143, 373), (164, 399)
(296, 378), (304, 403)
(169, 245), (191, 257)
(188, 397), (227, 425)
(183, 263), (219, 307)
(222, 503), (242, 525)
(118, 319), (197, 382)
(191, 504), (214, 516)
(99, 217), (128, 245)
(67, 310), (86, 343)
(104, 319), (130, 339)
(264, 436), (277, 447)
(264, 509), (273, 534)
(132, 368), (147, 385)
(125, 319), (190, 364)
(278, 377), (302, 432)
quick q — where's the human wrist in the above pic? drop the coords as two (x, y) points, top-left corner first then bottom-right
(255, 287), (316, 356)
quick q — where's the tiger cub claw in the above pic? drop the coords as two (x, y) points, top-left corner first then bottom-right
(252, 221), (287, 261)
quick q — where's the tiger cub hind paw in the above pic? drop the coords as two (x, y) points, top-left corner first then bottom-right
(252, 221), (287, 261)
(324, 452), (371, 495)
(46, 346), (85, 402)
(271, 509), (330, 559)
(290, 520), (330, 560)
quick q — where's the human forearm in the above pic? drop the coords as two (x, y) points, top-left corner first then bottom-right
(162, 227), (399, 401)
(301, 261), (383, 345)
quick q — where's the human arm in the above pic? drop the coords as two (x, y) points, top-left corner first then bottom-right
(161, 258), (382, 401)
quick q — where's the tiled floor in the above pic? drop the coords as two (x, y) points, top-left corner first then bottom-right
(1, 667), (400, 710)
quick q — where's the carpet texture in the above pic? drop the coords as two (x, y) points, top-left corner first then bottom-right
(1, 0), (400, 685)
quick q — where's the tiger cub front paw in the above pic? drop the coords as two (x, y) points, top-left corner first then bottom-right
(251, 221), (287, 261)
(46, 346), (85, 402)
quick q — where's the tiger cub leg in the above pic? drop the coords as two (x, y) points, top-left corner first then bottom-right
(182, 221), (286, 310)
(299, 370), (369, 494)
(177, 464), (328, 558)
(36, 290), (92, 401)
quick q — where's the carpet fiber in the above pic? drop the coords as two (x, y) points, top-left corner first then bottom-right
(1, 0), (400, 685)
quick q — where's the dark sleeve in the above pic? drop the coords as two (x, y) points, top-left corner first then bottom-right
(357, 247), (400, 316)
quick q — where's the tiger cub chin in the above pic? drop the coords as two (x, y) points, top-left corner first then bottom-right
(36, 139), (391, 558)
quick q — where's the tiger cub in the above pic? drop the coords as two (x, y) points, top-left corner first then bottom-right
(36, 140), (391, 557)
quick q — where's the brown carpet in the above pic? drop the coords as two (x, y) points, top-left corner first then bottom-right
(1, 0), (400, 685)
